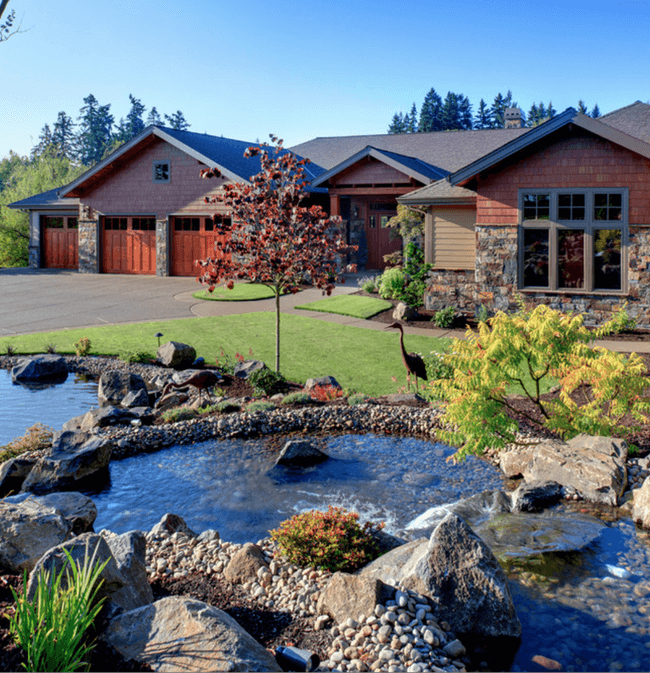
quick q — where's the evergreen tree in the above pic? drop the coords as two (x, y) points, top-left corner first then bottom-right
(526, 102), (540, 127)
(30, 124), (53, 159)
(164, 110), (190, 130)
(406, 103), (418, 133)
(459, 94), (473, 130)
(418, 88), (443, 132)
(76, 94), (114, 165)
(51, 111), (76, 159)
(474, 99), (493, 129)
(546, 101), (557, 119)
(491, 90), (516, 128)
(388, 112), (407, 134)
(146, 106), (162, 126)
(440, 92), (461, 130)
(577, 100), (588, 115)
(591, 104), (601, 118)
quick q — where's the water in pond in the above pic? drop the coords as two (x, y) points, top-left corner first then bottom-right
(0, 368), (98, 445)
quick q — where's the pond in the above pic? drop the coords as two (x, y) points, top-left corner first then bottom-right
(0, 368), (98, 445)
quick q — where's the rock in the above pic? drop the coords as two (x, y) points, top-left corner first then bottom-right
(443, 639), (466, 658)
(21, 431), (113, 494)
(393, 302), (417, 321)
(197, 529), (220, 544)
(358, 537), (428, 587)
(499, 447), (535, 478)
(370, 529), (408, 555)
(26, 533), (125, 606)
(233, 360), (267, 379)
(105, 531), (154, 613)
(633, 476), (650, 528)
(304, 376), (341, 391)
(523, 435), (628, 506)
(224, 543), (268, 584)
(98, 371), (149, 407)
(80, 406), (140, 429)
(155, 391), (189, 411)
(510, 480), (563, 512)
(0, 456), (37, 497)
(101, 596), (281, 672)
(317, 572), (390, 624)
(150, 512), (196, 538)
(0, 498), (71, 573)
(11, 355), (68, 385)
(275, 439), (329, 467)
(156, 341), (197, 370)
(121, 388), (150, 408)
(383, 393), (426, 405)
(5, 491), (97, 535)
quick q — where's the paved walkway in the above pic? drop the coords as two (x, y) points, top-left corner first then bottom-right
(0, 268), (647, 353)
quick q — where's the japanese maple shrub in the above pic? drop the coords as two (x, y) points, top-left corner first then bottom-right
(271, 506), (383, 573)
(197, 136), (356, 372)
(431, 303), (650, 462)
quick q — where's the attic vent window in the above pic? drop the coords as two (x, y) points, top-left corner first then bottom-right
(153, 161), (170, 183)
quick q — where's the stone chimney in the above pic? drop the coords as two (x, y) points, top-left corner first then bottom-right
(504, 107), (525, 128)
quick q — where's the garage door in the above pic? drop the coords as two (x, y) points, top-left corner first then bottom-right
(102, 217), (156, 274)
(43, 216), (78, 269)
(171, 216), (230, 276)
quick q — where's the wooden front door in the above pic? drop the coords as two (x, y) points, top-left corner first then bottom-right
(365, 209), (402, 269)
(43, 216), (78, 269)
(171, 216), (230, 276)
(102, 217), (156, 274)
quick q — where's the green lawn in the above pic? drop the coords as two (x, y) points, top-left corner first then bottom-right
(296, 295), (392, 319)
(192, 283), (276, 301)
(0, 313), (448, 397)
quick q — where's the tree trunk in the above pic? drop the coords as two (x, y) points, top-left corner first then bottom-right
(275, 288), (281, 372)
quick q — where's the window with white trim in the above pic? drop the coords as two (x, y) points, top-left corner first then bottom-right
(153, 160), (170, 183)
(519, 189), (626, 292)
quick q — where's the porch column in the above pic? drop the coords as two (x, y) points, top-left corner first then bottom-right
(78, 208), (100, 273)
(28, 212), (40, 268)
(156, 217), (170, 276)
(330, 194), (341, 217)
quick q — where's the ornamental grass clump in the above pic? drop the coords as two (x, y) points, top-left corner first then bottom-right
(431, 303), (650, 462)
(0, 423), (53, 464)
(271, 506), (383, 573)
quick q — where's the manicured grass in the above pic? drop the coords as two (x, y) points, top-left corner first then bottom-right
(0, 313), (449, 397)
(296, 295), (392, 319)
(192, 283), (276, 301)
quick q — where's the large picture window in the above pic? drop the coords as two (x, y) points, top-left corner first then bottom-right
(520, 189), (626, 292)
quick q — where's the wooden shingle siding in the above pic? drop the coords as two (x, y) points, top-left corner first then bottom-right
(430, 207), (475, 270)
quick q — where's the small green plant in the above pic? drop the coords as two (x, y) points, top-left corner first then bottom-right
(160, 407), (198, 423)
(9, 547), (109, 672)
(475, 304), (490, 325)
(245, 400), (276, 413)
(281, 392), (313, 406)
(423, 350), (454, 381)
(119, 350), (152, 364)
(73, 337), (92, 357)
(5, 344), (17, 356)
(377, 267), (407, 301)
(45, 343), (58, 354)
(358, 275), (379, 293)
(248, 368), (289, 397)
(270, 506), (384, 573)
(432, 306), (456, 328)
(310, 384), (344, 402)
(215, 348), (247, 375)
(348, 393), (374, 406)
(197, 403), (219, 415)
(0, 423), (53, 464)
(610, 305), (637, 333)
(216, 400), (241, 413)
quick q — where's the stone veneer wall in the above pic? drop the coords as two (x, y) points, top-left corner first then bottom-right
(424, 270), (476, 314)
(156, 219), (169, 276)
(78, 217), (99, 273)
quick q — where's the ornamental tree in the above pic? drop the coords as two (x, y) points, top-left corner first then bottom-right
(197, 135), (355, 372)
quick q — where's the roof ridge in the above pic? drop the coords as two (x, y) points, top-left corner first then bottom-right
(600, 100), (647, 120)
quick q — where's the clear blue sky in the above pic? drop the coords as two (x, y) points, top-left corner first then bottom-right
(1, 0), (649, 160)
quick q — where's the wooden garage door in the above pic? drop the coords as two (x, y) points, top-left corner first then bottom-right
(102, 217), (156, 274)
(43, 216), (78, 269)
(171, 216), (231, 276)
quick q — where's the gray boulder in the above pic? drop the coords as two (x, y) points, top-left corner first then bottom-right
(0, 498), (71, 573)
(304, 375), (341, 391)
(80, 406), (140, 430)
(21, 431), (113, 494)
(522, 435), (628, 506)
(499, 447), (536, 478)
(101, 596), (282, 672)
(510, 480), (563, 513)
(98, 371), (148, 407)
(317, 572), (391, 624)
(121, 388), (150, 408)
(11, 355), (68, 384)
(383, 392), (426, 405)
(233, 359), (266, 379)
(224, 542), (268, 585)
(392, 302), (418, 321)
(150, 512), (196, 538)
(106, 531), (154, 613)
(633, 476), (650, 528)
(0, 456), (38, 497)
(5, 491), (97, 535)
(156, 341), (196, 370)
(275, 439), (329, 467)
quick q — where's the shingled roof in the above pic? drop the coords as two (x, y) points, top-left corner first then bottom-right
(599, 101), (650, 143)
(7, 187), (78, 210)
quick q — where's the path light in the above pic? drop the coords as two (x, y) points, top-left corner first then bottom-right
(155, 332), (164, 348)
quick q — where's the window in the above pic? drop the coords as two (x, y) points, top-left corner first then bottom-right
(153, 161), (170, 183)
(132, 217), (156, 231)
(520, 189), (626, 292)
(104, 217), (127, 231)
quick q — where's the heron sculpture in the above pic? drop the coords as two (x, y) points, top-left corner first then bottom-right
(385, 321), (428, 391)
(160, 370), (222, 405)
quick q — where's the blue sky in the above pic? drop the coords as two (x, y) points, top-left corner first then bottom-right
(1, 0), (649, 160)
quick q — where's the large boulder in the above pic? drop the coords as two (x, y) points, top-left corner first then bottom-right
(98, 371), (148, 407)
(11, 355), (68, 385)
(392, 302), (417, 322)
(4, 491), (97, 535)
(633, 476), (650, 528)
(304, 375), (341, 392)
(360, 513), (521, 639)
(275, 439), (329, 467)
(317, 572), (390, 624)
(0, 456), (38, 497)
(80, 406), (141, 430)
(101, 596), (282, 672)
(156, 341), (196, 370)
(522, 435), (628, 506)
(233, 359), (266, 379)
(21, 431), (113, 494)
(150, 513), (196, 538)
(224, 542), (268, 585)
(509, 480), (563, 513)
(0, 498), (71, 573)
(105, 531), (154, 613)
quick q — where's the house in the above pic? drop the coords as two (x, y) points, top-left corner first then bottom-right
(398, 101), (650, 327)
(8, 126), (328, 276)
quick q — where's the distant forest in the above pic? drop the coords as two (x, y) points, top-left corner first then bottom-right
(388, 88), (601, 133)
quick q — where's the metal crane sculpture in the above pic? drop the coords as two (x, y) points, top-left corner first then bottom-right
(160, 370), (222, 405)
(385, 321), (428, 391)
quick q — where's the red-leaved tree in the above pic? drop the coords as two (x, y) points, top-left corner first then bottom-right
(197, 135), (356, 372)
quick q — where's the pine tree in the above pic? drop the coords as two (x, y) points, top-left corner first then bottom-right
(51, 112), (75, 159)
(164, 110), (190, 130)
(491, 90), (516, 128)
(440, 92), (460, 130)
(406, 103), (418, 133)
(577, 100), (588, 115)
(418, 88), (443, 132)
(526, 103), (540, 127)
(76, 94), (114, 166)
(125, 94), (146, 138)
(546, 101), (556, 119)
(147, 107), (162, 126)
(459, 94), (473, 130)
(388, 112), (407, 134)
(591, 104), (601, 118)
(31, 124), (53, 159)
(474, 99), (493, 129)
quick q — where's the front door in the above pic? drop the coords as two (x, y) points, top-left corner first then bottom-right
(365, 209), (402, 269)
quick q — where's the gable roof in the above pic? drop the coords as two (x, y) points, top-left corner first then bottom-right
(60, 126), (327, 199)
(599, 101), (650, 143)
(7, 186), (79, 211)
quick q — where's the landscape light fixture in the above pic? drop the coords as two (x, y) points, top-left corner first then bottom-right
(155, 332), (164, 348)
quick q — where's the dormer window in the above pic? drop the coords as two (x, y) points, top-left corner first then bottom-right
(153, 161), (170, 183)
